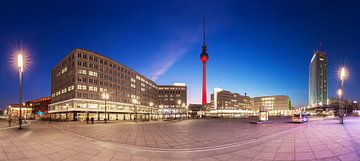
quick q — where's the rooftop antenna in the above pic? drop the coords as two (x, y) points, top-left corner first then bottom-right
(203, 16), (206, 46)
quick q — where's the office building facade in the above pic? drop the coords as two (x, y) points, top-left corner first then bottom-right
(49, 48), (186, 121)
(158, 83), (187, 117)
(253, 95), (291, 116)
(210, 90), (253, 111)
(204, 89), (254, 118)
(309, 50), (328, 107)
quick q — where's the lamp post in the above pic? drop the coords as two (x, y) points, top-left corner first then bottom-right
(149, 102), (153, 121)
(23, 103), (27, 121)
(182, 103), (187, 119)
(132, 98), (138, 122)
(177, 100), (181, 120)
(29, 103), (32, 119)
(338, 67), (347, 124)
(102, 92), (109, 123)
(338, 89), (343, 124)
(17, 53), (24, 129)
(8, 106), (11, 118)
(48, 103), (51, 122)
(65, 103), (69, 121)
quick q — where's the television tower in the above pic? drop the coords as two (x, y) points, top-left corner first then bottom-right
(200, 18), (209, 105)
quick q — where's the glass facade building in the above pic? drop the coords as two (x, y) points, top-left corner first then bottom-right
(309, 50), (328, 107)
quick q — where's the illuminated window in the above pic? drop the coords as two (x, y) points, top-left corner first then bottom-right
(99, 88), (107, 92)
(77, 85), (87, 90)
(88, 71), (98, 77)
(78, 69), (86, 75)
(88, 104), (98, 109)
(77, 103), (87, 108)
(61, 88), (67, 94)
(61, 67), (67, 74)
(68, 85), (75, 91)
(89, 86), (98, 92)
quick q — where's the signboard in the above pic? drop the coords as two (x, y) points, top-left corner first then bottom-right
(259, 106), (269, 121)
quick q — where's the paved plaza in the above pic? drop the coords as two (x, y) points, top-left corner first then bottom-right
(0, 117), (360, 161)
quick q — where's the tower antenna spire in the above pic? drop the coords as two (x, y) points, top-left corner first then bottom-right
(203, 16), (206, 46)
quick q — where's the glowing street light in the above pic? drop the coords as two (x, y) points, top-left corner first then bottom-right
(132, 98), (138, 122)
(338, 66), (347, 124)
(17, 52), (24, 129)
(149, 102), (154, 121)
(65, 103), (69, 121)
(18, 54), (24, 72)
(102, 92), (109, 123)
(338, 66), (347, 97)
(337, 89), (343, 98)
(340, 67), (347, 81)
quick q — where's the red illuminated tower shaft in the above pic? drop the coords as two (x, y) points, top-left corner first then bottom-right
(200, 17), (209, 105)
(202, 61), (207, 105)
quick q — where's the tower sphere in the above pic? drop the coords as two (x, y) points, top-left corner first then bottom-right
(200, 50), (209, 62)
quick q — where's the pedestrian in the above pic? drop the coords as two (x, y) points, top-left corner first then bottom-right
(86, 117), (89, 124)
(8, 117), (12, 127)
(91, 117), (94, 124)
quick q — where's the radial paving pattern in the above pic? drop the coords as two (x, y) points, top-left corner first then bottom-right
(0, 117), (359, 161)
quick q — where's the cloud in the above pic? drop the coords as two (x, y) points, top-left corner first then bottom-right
(150, 31), (197, 80)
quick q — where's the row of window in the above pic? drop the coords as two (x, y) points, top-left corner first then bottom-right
(52, 85), (75, 97)
(77, 85), (87, 90)
(78, 69), (98, 77)
(158, 90), (186, 94)
(158, 87), (186, 90)
(77, 52), (157, 88)
(158, 94), (184, 98)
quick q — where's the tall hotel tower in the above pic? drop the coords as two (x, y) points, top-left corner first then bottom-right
(200, 19), (209, 105)
(309, 50), (328, 107)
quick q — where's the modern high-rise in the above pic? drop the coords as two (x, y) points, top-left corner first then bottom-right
(309, 50), (328, 107)
(49, 48), (187, 121)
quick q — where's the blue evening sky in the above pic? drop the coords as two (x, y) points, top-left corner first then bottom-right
(0, 0), (359, 108)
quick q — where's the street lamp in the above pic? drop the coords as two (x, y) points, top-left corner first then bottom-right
(65, 103), (69, 121)
(149, 102), (154, 121)
(23, 102), (27, 121)
(337, 89), (342, 98)
(102, 92), (109, 123)
(17, 52), (24, 129)
(132, 98), (138, 122)
(177, 100), (182, 119)
(182, 103), (188, 119)
(29, 103), (33, 120)
(8, 105), (11, 117)
(339, 67), (347, 98)
(338, 66), (347, 124)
